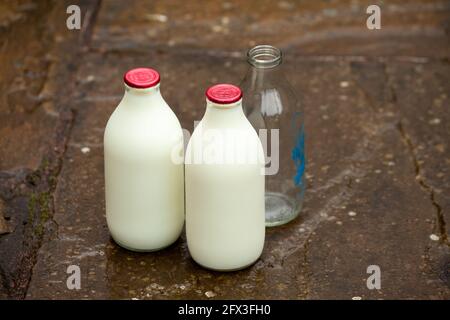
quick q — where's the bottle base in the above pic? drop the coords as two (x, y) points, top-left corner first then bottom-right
(111, 236), (177, 253)
(265, 192), (301, 227)
(192, 256), (261, 272)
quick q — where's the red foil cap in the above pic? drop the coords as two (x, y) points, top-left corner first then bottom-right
(124, 68), (160, 89)
(205, 84), (242, 104)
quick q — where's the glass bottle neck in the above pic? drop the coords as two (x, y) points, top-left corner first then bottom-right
(244, 45), (284, 90)
(245, 66), (283, 89)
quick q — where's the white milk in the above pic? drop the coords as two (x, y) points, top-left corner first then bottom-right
(185, 84), (265, 271)
(104, 68), (184, 251)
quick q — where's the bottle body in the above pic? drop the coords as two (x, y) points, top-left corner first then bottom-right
(240, 45), (306, 227)
(185, 85), (265, 271)
(104, 78), (184, 251)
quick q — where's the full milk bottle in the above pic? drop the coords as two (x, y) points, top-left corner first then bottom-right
(185, 84), (265, 271)
(104, 68), (184, 251)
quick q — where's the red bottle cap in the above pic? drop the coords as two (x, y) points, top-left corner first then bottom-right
(205, 84), (242, 104)
(124, 68), (160, 89)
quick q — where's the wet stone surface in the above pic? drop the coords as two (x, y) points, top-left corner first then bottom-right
(0, 0), (449, 299)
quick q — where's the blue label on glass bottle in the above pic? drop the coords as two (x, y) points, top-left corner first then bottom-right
(291, 123), (305, 187)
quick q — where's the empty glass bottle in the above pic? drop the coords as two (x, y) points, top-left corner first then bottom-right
(240, 45), (306, 227)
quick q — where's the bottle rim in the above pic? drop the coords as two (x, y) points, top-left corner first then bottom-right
(247, 45), (282, 69)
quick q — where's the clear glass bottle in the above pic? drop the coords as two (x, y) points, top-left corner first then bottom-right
(240, 45), (306, 227)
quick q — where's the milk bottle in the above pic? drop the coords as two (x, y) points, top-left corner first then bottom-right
(185, 84), (265, 271)
(104, 68), (184, 251)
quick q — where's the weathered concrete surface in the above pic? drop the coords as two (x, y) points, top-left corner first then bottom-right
(0, 0), (448, 299)
(0, 0), (100, 299)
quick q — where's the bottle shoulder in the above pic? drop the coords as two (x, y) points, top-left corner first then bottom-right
(106, 98), (181, 129)
(104, 100), (183, 150)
